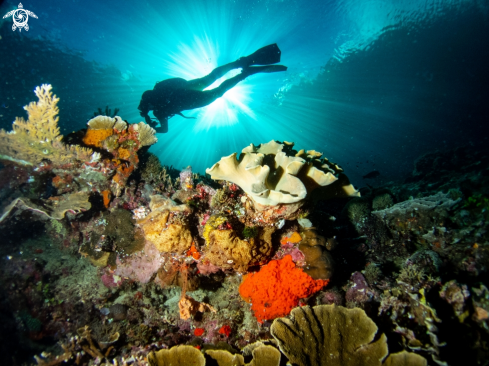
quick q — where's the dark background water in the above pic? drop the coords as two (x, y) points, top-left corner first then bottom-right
(0, 0), (488, 186)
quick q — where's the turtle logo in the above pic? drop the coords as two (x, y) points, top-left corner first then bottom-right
(2, 3), (38, 32)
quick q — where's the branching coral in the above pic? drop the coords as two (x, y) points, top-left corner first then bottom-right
(0, 84), (94, 166)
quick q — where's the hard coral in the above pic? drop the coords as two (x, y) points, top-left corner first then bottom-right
(270, 305), (388, 366)
(239, 255), (329, 323)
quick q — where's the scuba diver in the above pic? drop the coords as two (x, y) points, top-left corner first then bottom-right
(138, 44), (287, 133)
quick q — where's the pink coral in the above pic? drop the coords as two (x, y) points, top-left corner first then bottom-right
(114, 241), (164, 283)
(101, 271), (123, 288)
(272, 242), (306, 266)
(197, 260), (221, 276)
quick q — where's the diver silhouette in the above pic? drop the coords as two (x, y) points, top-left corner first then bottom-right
(138, 44), (287, 133)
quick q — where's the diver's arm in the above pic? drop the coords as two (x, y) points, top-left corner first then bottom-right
(141, 112), (154, 126)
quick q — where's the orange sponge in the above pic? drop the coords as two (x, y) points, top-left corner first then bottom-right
(82, 128), (113, 147)
(239, 255), (329, 323)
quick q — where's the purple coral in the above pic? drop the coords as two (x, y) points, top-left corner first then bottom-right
(345, 271), (378, 305)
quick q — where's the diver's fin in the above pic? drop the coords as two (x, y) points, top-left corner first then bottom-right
(242, 65), (287, 77)
(176, 112), (196, 119)
(239, 44), (282, 66)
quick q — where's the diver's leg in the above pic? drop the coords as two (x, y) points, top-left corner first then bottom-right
(186, 60), (246, 91)
(187, 45), (284, 91)
(186, 65), (288, 108)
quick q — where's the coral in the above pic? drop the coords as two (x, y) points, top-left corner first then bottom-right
(373, 192), (460, 225)
(140, 153), (175, 191)
(245, 344), (281, 366)
(205, 350), (246, 365)
(270, 304), (388, 366)
(114, 241), (164, 283)
(92, 105), (120, 118)
(178, 295), (216, 320)
(439, 280), (470, 320)
(180, 165), (194, 190)
(206, 140), (358, 209)
(84, 115), (157, 150)
(0, 85), (94, 167)
(343, 197), (371, 229)
(206, 226), (275, 272)
(206, 343), (281, 366)
(148, 345), (205, 366)
(34, 326), (121, 365)
(345, 272), (378, 307)
(0, 192), (91, 223)
(299, 230), (335, 280)
(82, 115), (157, 194)
(372, 192), (394, 211)
(239, 255), (329, 323)
(105, 208), (145, 255)
(383, 351), (427, 366)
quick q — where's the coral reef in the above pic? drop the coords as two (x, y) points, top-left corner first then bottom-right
(2, 91), (488, 366)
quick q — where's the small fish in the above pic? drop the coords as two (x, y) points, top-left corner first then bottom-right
(362, 170), (380, 179)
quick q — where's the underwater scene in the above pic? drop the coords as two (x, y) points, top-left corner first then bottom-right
(0, 0), (488, 365)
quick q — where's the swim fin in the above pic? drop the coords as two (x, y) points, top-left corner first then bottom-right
(239, 44), (282, 66)
(241, 65), (287, 77)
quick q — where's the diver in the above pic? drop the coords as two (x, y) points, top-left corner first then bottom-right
(138, 44), (287, 133)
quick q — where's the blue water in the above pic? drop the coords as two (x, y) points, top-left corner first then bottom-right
(0, 0), (488, 184)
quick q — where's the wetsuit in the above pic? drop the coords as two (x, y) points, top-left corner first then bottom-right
(138, 44), (287, 133)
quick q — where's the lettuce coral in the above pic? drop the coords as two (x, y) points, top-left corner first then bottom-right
(239, 255), (329, 323)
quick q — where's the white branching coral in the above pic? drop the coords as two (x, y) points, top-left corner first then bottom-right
(0, 84), (94, 166)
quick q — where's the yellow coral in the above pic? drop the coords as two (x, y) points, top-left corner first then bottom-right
(0, 84), (94, 166)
